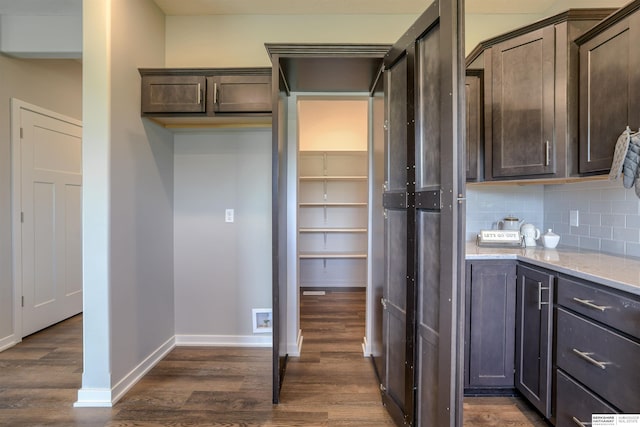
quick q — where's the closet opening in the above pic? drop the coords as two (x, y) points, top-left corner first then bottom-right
(296, 97), (370, 355)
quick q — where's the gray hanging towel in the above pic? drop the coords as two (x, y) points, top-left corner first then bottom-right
(610, 126), (631, 180)
(623, 132), (640, 189)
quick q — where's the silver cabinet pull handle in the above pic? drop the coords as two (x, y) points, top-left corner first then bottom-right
(545, 141), (550, 166)
(213, 83), (218, 104)
(572, 416), (590, 426)
(196, 83), (201, 104)
(572, 348), (611, 369)
(538, 282), (550, 311)
(572, 297), (610, 312)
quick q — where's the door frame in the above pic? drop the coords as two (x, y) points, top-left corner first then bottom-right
(267, 44), (391, 403)
(9, 98), (83, 346)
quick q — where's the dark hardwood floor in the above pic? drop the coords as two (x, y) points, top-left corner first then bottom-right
(0, 290), (548, 426)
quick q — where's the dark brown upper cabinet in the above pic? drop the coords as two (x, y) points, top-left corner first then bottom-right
(206, 75), (272, 114)
(576, 1), (640, 174)
(465, 9), (614, 181)
(491, 27), (555, 178)
(139, 68), (272, 125)
(465, 71), (484, 182)
(141, 75), (206, 114)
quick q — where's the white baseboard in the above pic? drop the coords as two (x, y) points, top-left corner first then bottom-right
(0, 334), (18, 353)
(74, 388), (113, 408)
(75, 334), (272, 408)
(74, 336), (176, 408)
(285, 329), (303, 357)
(175, 334), (272, 347)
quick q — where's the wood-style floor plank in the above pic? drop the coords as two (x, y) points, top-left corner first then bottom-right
(0, 290), (548, 426)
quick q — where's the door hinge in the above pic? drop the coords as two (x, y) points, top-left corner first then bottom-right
(381, 297), (387, 309)
(20, 127), (23, 139)
(21, 212), (24, 223)
(21, 296), (24, 307)
(380, 383), (387, 392)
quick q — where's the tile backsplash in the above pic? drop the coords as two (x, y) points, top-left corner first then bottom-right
(544, 179), (640, 258)
(466, 184), (544, 241)
(466, 179), (640, 258)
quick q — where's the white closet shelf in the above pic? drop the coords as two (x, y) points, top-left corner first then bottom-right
(299, 176), (367, 181)
(298, 202), (367, 207)
(299, 228), (367, 233)
(299, 252), (367, 259)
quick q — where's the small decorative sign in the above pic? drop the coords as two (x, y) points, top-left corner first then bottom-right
(252, 308), (272, 334)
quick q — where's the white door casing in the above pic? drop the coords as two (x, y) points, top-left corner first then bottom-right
(11, 99), (83, 339)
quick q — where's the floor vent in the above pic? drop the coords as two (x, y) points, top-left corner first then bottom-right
(302, 290), (326, 296)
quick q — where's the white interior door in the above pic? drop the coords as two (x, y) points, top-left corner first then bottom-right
(19, 106), (83, 337)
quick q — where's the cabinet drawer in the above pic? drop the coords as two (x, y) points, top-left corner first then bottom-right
(556, 308), (640, 412)
(557, 276), (640, 339)
(556, 369), (617, 427)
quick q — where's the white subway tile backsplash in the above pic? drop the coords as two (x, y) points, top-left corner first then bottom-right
(466, 184), (544, 241)
(601, 239), (625, 254)
(627, 215), (640, 228)
(580, 212), (601, 226)
(589, 200), (612, 214)
(601, 214), (626, 227)
(579, 236), (600, 251)
(626, 242), (640, 258)
(589, 225), (612, 239)
(613, 227), (640, 242)
(542, 179), (640, 258)
(466, 180), (640, 258)
(612, 200), (640, 215)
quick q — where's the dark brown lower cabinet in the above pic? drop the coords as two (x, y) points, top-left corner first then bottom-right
(555, 275), (640, 422)
(555, 369), (617, 427)
(515, 263), (554, 418)
(464, 261), (516, 391)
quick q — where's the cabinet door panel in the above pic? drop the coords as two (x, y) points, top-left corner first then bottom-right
(208, 75), (272, 113)
(465, 261), (516, 389)
(492, 28), (555, 177)
(515, 264), (554, 417)
(141, 75), (205, 113)
(579, 19), (631, 173)
(465, 72), (483, 181)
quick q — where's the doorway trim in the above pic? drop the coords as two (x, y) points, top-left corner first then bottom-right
(9, 98), (83, 346)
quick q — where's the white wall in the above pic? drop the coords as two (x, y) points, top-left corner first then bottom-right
(78, 0), (174, 406)
(0, 56), (82, 350)
(165, 14), (418, 67)
(173, 129), (272, 344)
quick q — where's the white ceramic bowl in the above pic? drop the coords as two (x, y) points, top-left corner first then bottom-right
(542, 230), (560, 249)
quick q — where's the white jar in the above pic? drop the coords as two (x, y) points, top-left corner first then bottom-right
(541, 229), (560, 249)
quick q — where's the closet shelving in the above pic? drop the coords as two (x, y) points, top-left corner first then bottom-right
(298, 150), (368, 287)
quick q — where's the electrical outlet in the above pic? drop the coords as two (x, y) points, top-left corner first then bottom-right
(225, 209), (234, 223)
(570, 210), (579, 227)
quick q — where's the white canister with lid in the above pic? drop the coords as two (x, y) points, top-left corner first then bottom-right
(541, 229), (560, 249)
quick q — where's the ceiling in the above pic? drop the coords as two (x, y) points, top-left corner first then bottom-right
(0, 0), (557, 16)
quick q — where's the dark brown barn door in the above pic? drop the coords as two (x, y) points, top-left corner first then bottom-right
(271, 54), (289, 404)
(381, 0), (465, 425)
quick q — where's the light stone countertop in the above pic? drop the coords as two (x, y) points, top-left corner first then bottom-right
(465, 242), (640, 296)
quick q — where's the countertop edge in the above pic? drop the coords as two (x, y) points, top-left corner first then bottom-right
(465, 245), (640, 297)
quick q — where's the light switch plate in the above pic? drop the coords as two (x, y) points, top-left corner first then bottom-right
(225, 209), (234, 223)
(570, 210), (579, 227)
